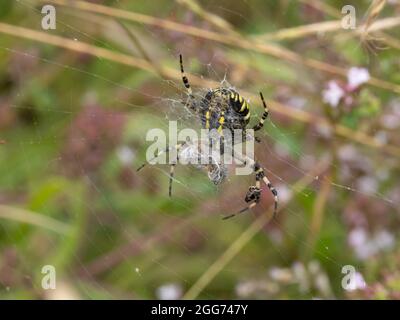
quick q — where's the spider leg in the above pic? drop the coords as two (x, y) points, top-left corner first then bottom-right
(248, 162), (278, 218)
(223, 154), (278, 220)
(168, 164), (176, 197)
(179, 54), (192, 96)
(222, 191), (259, 220)
(168, 142), (185, 197)
(260, 168), (278, 217)
(136, 147), (171, 172)
(137, 143), (185, 197)
(222, 163), (262, 220)
(179, 54), (197, 112)
(252, 92), (269, 132)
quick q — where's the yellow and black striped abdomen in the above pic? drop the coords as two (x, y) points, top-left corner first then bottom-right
(228, 90), (250, 123)
(208, 88), (250, 118)
(201, 88), (251, 133)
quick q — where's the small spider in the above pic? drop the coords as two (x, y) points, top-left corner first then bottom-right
(138, 55), (278, 219)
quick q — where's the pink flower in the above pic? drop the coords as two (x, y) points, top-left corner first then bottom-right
(322, 81), (345, 107)
(348, 227), (395, 260)
(354, 272), (367, 290)
(156, 283), (183, 300)
(347, 67), (370, 90)
(322, 67), (370, 108)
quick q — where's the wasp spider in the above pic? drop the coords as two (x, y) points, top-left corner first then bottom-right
(138, 55), (278, 219)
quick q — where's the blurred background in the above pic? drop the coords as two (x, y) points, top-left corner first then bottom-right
(0, 0), (399, 299)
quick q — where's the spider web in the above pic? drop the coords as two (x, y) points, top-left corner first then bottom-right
(0, 0), (399, 300)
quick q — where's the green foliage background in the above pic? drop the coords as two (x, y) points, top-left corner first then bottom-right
(0, 0), (399, 299)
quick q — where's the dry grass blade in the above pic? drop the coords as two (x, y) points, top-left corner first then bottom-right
(46, 0), (230, 44)
(306, 173), (331, 256)
(114, 20), (164, 77)
(302, 0), (400, 51)
(1, 22), (400, 159)
(257, 20), (342, 41)
(176, 0), (238, 36)
(0, 205), (71, 235)
(360, 0), (388, 55)
(44, 0), (400, 94)
(363, 0), (387, 33)
(0, 22), (156, 72)
(256, 16), (400, 44)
